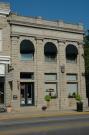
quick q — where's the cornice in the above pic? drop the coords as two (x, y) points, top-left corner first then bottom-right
(9, 19), (84, 35)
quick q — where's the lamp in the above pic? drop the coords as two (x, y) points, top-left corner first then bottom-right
(61, 64), (65, 73)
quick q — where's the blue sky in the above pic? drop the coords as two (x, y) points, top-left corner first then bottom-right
(1, 0), (89, 30)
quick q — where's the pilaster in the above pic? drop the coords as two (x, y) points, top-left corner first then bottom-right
(58, 40), (67, 110)
(35, 37), (44, 108)
(78, 43), (87, 99)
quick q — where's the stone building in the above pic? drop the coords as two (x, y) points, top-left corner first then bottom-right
(0, 3), (88, 112)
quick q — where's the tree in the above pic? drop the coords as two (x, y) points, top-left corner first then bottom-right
(84, 30), (89, 73)
(84, 30), (89, 105)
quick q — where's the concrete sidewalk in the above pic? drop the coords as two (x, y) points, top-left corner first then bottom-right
(0, 110), (89, 121)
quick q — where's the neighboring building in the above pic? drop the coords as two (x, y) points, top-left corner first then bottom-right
(0, 3), (88, 112)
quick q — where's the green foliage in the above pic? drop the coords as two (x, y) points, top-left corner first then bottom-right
(75, 93), (82, 102)
(84, 30), (89, 74)
(44, 95), (51, 102)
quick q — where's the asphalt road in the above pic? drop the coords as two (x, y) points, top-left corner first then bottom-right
(0, 114), (89, 135)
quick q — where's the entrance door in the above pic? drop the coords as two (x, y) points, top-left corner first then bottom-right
(20, 82), (34, 106)
(0, 77), (4, 104)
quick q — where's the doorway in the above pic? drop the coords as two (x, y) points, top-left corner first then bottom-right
(20, 82), (34, 106)
(0, 77), (5, 104)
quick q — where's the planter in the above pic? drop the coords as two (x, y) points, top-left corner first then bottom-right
(7, 107), (12, 113)
(42, 106), (47, 111)
(77, 102), (83, 112)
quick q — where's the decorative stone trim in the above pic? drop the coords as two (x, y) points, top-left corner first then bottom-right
(0, 55), (10, 64)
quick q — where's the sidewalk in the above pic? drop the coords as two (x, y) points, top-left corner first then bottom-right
(0, 109), (89, 121)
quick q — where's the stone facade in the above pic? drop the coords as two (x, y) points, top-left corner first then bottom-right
(0, 3), (88, 112)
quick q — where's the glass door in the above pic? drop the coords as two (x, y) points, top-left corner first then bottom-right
(20, 83), (25, 105)
(20, 82), (34, 106)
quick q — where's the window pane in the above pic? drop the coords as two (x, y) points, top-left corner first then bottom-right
(67, 83), (77, 96)
(20, 72), (34, 79)
(21, 54), (33, 60)
(45, 55), (56, 62)
(45, 74), (57, 81)
(67, 74), (77, 81)
(66, 59), (76, 63)
(45, 83), (57, 97)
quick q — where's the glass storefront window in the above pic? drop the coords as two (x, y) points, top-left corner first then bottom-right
(45, 82), (57, 97)
(67, 83), (78, 97)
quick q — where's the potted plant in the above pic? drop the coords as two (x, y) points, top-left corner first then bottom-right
(75, 93), (83, 112)
(44, 95), (51, 107)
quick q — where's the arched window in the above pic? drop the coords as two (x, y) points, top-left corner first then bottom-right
(44, 42), (57, 62)
(20, 40), (35, 60)
(66, 44), (78, 63)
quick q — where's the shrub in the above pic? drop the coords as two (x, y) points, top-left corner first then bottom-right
(44, 95), (51, 102)
(75, 93), (82, 102)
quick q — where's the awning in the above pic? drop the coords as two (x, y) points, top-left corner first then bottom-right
(44, 42), (57, 55)
(20, 40), (35, 54)
(66, 44), (78, 56)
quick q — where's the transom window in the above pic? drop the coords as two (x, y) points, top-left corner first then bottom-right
(67, 74), (77, 81)
(20, 40), (35, 60)
(45, 73), (57, 81)
(20, 72), (34, 80)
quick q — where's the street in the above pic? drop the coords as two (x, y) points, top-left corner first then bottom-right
(0, 114), (89, 135)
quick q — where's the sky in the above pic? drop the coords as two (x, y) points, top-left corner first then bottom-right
(0, 0), (89, 30)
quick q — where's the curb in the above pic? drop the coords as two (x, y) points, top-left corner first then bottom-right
(0, 111), (89, 121)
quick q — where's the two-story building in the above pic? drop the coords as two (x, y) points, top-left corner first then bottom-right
(0, 3), (88, 112)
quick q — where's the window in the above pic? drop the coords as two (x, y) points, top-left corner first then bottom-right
(20, 40), (35, 61)
(21, 54), (33, 60)
(45, 73), (57, 81)
(44, 42), (57, 62)
(66, 55), (77, 63)
(67, 83), (78, 97)
(45, 82), (57, 97)
(44, 73), (57, 98)
(67, 74), (77, 81)
(67, 74), (78, 98)
(20, 72), (34, 80)
(66, 44), (78, 63)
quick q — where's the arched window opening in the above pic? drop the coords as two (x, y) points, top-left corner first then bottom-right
(66, 44), (78, 63)
(20, 40), (35, 60)
(44, 42), (57, 62)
